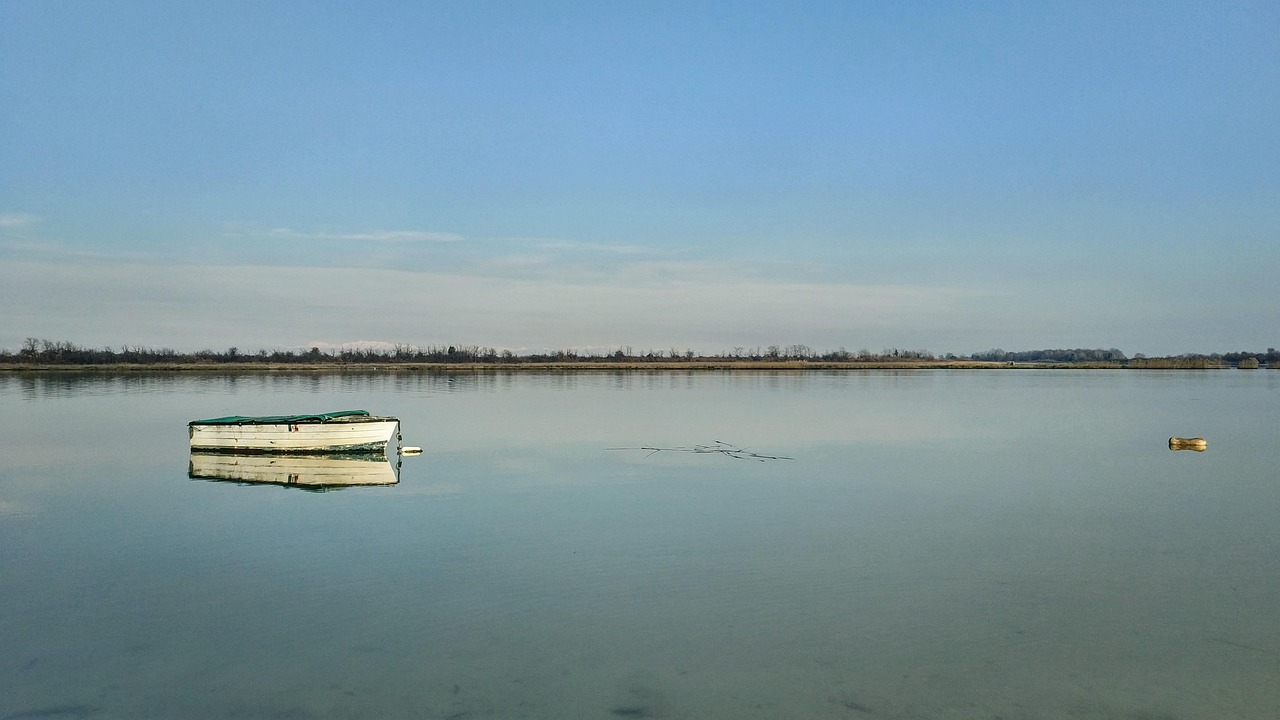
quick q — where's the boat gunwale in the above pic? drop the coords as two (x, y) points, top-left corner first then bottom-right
(187, 410), (395, 426)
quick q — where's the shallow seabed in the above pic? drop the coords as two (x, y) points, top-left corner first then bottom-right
(1, 370), (1278, 719)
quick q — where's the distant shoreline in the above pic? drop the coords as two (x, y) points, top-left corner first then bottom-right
(0, 359), (1230, 374)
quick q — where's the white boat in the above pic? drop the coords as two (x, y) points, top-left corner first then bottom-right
(188, 410), (400, 454)
(189, 452), (400, 490)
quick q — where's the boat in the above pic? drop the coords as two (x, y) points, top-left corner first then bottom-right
(188, 410), (400, 454)
(189, 452), (400, 490)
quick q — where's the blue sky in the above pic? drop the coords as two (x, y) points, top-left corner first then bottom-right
(2, 1), (1277, 356)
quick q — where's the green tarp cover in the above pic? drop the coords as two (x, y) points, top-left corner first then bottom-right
(189, 410), (371, 426)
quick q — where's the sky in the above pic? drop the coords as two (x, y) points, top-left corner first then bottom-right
(2, 1), (1277, 357)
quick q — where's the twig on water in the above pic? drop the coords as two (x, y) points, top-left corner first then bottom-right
(607, 440), (793, 462)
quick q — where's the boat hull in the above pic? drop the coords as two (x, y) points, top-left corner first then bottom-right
(189, 417), (400, 454)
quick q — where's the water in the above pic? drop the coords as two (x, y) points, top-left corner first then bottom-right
(1, 369), (1277, 719)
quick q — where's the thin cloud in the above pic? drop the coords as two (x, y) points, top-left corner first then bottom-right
(1, 258), (986, 352)
(532, 239), (656, 255)
(489, 254), (553, 267)
(8, 257), (1269, 357)
(0, 213), (39, 229)
(265, 228), (463, 243)
(0, 239), (156, 263)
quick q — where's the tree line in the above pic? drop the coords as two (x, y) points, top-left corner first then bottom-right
(969, 348), (1129, 363)
(0, 338), (936, 365)
(1, 338), (1275, 367)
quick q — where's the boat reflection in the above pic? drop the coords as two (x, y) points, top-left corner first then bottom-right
(189, 452), (401, 491)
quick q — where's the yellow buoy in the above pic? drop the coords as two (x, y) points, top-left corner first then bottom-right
(1168, 437), (1207, 452)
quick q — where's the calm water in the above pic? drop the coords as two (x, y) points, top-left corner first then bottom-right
(1, 370), (1278, 720)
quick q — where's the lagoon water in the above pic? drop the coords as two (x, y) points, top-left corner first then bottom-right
(1, 369), (1278, 719)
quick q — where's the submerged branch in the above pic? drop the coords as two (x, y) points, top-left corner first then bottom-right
(608, 440), (793, 462)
